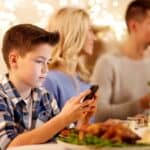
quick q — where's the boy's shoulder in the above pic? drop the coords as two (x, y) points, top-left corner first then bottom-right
(0, 74), (54, 101)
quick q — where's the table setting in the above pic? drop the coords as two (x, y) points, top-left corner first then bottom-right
(7, 115), (150, 150)
(56, 116), (150, 150)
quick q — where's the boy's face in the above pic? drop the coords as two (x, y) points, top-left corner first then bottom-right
(10, 43), (52, 88)
(131, 11), (150, 46)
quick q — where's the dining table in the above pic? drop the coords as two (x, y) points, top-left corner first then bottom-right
(7, 143), (65, 150)
(6, 121), (150, 150)
(6, 140), (150, 150)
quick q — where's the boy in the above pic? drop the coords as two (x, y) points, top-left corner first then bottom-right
(0, 24), (96, 149)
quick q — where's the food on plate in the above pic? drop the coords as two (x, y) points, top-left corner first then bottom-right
(83, 122), (140, 144)
(59, 121), (142, 147)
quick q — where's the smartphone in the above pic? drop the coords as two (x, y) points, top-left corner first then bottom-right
(82, 85), (99, 101)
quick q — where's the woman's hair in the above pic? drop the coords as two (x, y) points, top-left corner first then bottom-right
(79, 25), (109, 79)
(47, 7), (91, 82)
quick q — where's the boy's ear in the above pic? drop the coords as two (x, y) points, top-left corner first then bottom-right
(9, 50), (19, 69)
(128, 20), (139, 33)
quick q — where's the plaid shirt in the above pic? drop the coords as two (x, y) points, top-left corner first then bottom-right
(0, 74), (60, 150)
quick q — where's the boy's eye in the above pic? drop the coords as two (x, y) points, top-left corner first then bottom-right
(33, 58), (52, 65)
(34, 60), (44, 64)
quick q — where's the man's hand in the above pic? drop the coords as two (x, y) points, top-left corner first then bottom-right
(139, 93), (150, 109)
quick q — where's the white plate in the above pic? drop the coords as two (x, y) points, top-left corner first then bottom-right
(57, 140), (150, 150)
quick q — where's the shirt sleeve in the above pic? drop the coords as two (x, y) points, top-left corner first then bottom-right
(92, 55), (142, 121)
(0, 98), (18, 150)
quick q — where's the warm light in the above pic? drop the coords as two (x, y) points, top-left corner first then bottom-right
(113, 1), (119, 7)
(0, 0), (131, 42)
(59, 0), (68, 6)
(33, 1), (54, 27)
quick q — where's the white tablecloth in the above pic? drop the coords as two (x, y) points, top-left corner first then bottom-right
(7, 143), (65, 150)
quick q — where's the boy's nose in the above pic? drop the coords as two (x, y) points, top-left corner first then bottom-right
(42, 63), (48, 73)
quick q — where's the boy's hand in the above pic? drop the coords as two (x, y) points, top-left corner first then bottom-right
(60, 89), (92, 123)
(77, 94), (98, 129)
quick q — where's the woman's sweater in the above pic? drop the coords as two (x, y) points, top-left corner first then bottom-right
(42, 70), (90, 109)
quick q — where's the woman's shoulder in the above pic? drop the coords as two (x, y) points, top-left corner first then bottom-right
(45, 70), (73, 85)
(46, 70), (67, 79)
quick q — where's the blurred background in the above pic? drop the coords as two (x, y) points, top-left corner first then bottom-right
(0, 0), (132, 73)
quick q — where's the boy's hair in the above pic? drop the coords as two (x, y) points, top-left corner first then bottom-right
(2, 24), (59, 68)
(125, 0), (150, 31)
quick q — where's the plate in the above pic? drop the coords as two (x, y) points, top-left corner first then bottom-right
(57, 140), (150, 150)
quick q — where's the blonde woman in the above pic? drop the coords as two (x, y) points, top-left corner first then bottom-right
(42, 7), (96, 110)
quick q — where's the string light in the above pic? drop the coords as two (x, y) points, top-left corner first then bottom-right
(112, 1), (119, 7)
(0, 0), (131, 42)
(59, 0), (68, 6)
(0, 0), (132, 73)
(33, 1), (54, 27)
